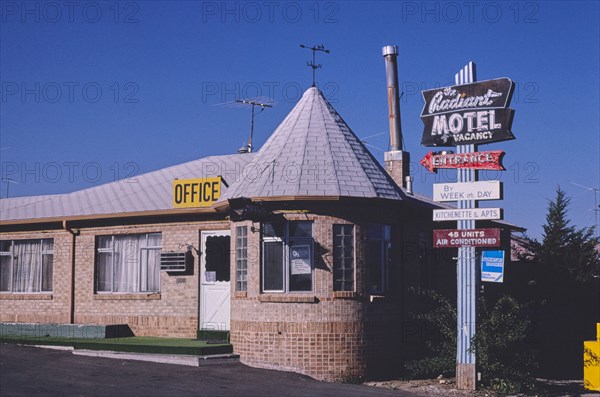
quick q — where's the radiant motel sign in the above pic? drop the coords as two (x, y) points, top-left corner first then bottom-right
(420, 78), (515, 147)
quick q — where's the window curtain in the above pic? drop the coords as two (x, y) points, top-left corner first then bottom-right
(140, 248), (160, 292)
(41, 239), (53, 291)
(113, 235), (145, 292)
(144, 234), (161, 292)
(13, 240), (41, 292)
(97, 251), (113, 292)
(100, 234), (160, 293)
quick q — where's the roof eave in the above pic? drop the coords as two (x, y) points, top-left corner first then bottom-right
(0, 207), (221, 227)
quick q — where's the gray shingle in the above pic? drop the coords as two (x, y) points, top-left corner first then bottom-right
(2, 88), (415, 223)
(1, 153), (255, 221)
(220, 87), (405, 202)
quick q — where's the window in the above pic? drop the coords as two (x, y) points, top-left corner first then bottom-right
(262, 221), (313, 293)
(96, 233), (161, 293)
(0, 239), (53, 293)
(235, 226), (248, 291)
(333, 225), (355, 291)
(205, 234), (230, 282)
(366, 224), (391, 294)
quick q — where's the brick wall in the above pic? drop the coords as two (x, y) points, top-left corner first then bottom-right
(229, 213), (410, 381)
(1, 220), (230, 338)
(74, 221), (228, 337)
(0, 230), (72, 324)
(2, 207), (429, 381)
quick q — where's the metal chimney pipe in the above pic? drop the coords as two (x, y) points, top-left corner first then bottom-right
(382, 45), (402, 151)
(405, 176), (413, 194)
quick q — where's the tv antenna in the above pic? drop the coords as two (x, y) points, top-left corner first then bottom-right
(300, 44), (331, 87)
(235, 99), (273, 153)
(0, 177), (17, 198)
(570, 181), (600, 238)
(359, 131), (387, 152)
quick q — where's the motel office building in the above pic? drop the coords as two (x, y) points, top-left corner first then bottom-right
(0, 87), (514, 381)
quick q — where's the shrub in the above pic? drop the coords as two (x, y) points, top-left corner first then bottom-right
(405, 289), (537, 394)
(473, 294), (538, 393)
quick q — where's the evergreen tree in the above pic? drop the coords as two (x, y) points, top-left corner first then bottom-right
(525, 187), (600, 378)
(532, 187), (600, 283)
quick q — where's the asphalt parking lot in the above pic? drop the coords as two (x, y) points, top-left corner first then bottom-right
(0, 344), (421, 397)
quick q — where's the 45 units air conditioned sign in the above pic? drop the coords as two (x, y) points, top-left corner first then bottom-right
(420, 78), (516, 146)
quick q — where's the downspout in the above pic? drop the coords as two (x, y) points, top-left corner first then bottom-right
(62, 221), (79, 324)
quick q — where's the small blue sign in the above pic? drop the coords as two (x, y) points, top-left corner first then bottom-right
(481, 250), (505, 283)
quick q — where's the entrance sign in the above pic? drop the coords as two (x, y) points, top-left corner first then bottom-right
(420, 78), (515, 146)
(433, 228), (500, 248)
(433, 181), (502, 202)
(420, 150), (505, 173)
(481, 250), (505, 283)
(173, 177), (221, 208)
(433, 208), (502, 221)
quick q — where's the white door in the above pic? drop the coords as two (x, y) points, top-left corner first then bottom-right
(200, 231), (231, 331)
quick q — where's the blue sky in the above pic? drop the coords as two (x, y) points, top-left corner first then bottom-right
(1, 1), (599, 239)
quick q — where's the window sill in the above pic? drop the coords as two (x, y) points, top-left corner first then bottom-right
(369, 295), (386, 302)
(258, 294), (318, 303)
(333, 291), (358, 299)
(234, 291), (247, 299)
(0, 293), (53, 300)
(93, 293), (161, 301)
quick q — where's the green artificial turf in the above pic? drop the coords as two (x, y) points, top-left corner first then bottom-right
(0, 335), (233, 356)
(197, 329), (230, 343)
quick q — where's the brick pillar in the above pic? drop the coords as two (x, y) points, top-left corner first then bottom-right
(384, 150), (410, 189)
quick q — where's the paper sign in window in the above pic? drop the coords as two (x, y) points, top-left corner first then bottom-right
(290, 245), (311, 275)
(205, 271), (216, 282)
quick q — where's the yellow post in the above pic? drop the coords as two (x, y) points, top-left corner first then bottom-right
(584, 323), (600, 391)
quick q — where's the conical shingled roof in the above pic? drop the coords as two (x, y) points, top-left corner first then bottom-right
(220, 87), (405, 201)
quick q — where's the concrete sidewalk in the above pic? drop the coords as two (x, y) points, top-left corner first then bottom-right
(70, 348), (240, 366)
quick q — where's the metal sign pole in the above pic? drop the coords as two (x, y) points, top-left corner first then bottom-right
(455, 62), (478, 390)
(419, 61), (516, 390)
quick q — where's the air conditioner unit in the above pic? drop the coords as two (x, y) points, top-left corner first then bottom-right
(160, 252), (187, 272)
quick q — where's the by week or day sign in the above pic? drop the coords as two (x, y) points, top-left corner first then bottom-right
(433, 181), (502, 202)
(172, 177), (221, 208)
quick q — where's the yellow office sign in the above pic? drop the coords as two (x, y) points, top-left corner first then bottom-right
(172, 177), (221, 208)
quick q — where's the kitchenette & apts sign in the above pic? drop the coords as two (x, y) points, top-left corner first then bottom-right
(420, 78), (515, 146)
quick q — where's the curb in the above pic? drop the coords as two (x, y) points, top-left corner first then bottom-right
(71, 348), (240, 367)
(32, 344), (75, 351)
